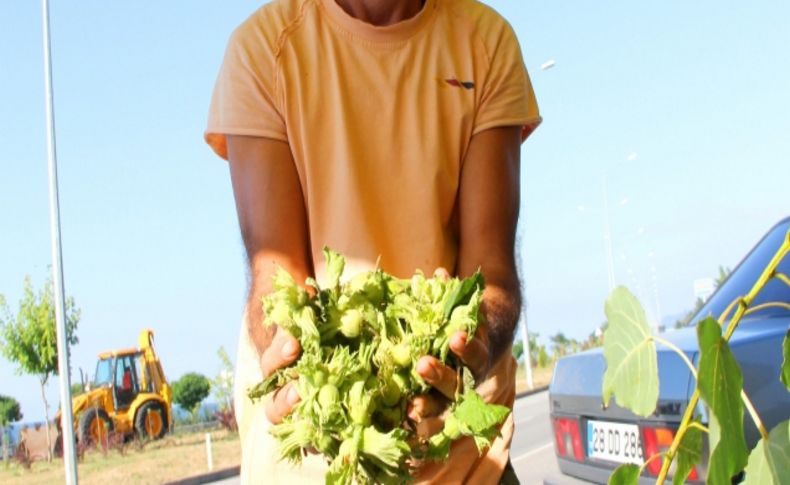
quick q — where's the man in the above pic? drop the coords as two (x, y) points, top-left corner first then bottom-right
(205, 0), (540, 483)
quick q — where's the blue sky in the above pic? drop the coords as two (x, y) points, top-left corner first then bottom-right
(1, 0), (788, 422)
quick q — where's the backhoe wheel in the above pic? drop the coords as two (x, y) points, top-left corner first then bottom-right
(135, 401), (168, 441)
(78, 408), (113, 447)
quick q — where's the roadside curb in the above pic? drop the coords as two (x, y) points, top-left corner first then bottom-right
(515, 385), (549, 399)
(164, 465), (240, 485)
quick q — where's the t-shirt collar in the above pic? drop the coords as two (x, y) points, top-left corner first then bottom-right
(320, 0), (437, 43)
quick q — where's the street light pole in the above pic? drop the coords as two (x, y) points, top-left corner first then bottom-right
(41, 0), (78, 483)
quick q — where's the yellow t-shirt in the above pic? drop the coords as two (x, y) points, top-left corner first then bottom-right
(206, 0), (540, 483)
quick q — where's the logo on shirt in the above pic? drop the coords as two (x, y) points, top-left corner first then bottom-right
(444, 78), (475, 90)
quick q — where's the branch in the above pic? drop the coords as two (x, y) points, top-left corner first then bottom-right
(653, 336), (697, 380)
(741, 389), (769, 441)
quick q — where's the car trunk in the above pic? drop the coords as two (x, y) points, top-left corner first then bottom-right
(550, 324), (699, 422)
(547, 325), (702, 484)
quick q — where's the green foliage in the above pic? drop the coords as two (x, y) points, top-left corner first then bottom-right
(172, 372), (211, 415)
(549, 331), (578, 359)
(674, 297), (704, 329)
(672, 420), (702, 485)
(743, 419), (790, 485)
(697, 318), (748, 483)
(0, 395), (22, 426)
(512, 332), (551, 367)
(0, 275), (80, 381)
(212, 346), (234, 411)
(0, 274), (80, 462)
(581, 324), (606, 351)
(601, 286), (659, 417)
(70, 383), (84, 396)
(607, 464), (640, 485)
(0, 395), (23, 468)
(782, 330), (789, 391)
(512, 340), (523, 361)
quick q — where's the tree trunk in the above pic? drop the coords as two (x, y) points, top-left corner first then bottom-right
(40, 376), (53, 462)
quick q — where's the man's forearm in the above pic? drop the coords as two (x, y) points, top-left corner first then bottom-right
(480, 281), (522, 364)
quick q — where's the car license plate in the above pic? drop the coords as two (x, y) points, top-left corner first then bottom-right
(587, 420), (644, 465)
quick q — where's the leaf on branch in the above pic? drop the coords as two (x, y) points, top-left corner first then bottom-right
(781, 329), (790, 391)
(697, 317), (749, 483)
(607, 463), (640, 485)
(602, 287), (659, 417)
(672, 420), (703, 485)
(743, 419), (790, 485)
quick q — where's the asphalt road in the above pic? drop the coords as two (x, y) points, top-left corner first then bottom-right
(510, 390), (559, 484)
(209, 390), (558, 485)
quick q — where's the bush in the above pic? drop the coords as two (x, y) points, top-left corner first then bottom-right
(214, 404), (237, 432)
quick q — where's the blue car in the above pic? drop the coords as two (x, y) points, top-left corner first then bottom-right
(545, 217), (790, 484)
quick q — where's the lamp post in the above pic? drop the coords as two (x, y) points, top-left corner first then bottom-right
(41, 0), (78, 482)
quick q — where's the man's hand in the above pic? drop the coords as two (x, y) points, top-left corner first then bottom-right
(408, 327), (488, 439)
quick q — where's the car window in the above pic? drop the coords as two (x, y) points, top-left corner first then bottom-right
(693, 220), (790, 323)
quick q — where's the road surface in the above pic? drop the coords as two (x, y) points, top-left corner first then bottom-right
(209, 390), (558, 484)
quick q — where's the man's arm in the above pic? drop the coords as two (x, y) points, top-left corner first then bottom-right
(455, 125), (522, 366)
(226, 134), (313, 422)
(416, 125), (522, 398)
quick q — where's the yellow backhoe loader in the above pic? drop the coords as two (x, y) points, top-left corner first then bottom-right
(56, 329), (173, 448)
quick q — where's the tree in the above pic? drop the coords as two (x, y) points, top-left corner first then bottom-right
(70, 383), (84, 396)
(0, 275), (80, 462)
(512, 340), (524, 361)
(550, 332), (578, 360)
(675, 297), (704, 329)
(172, 372), (211, 419)
(0, 395), (23, 467)
(212, 347), (234, 412)
(715, 265), (731, 287)
(513, 332), (550, 368)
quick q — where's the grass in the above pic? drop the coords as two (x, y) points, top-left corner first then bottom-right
(0, 429), (240, 485)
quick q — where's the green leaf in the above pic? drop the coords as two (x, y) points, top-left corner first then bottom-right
(452, 390), (511, 437)
(744, 438), (771, 485)
(697, 317), (749, 484)
(673, 421), (703, 485)
(441, 271), (484, 320)
(744, 419), (790, 485)
(607, 463), (640, 485)
(781, 329), (790, 391)
(601, 286), (659, 417)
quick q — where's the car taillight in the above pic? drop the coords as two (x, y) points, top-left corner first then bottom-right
(641, 426), (699, 481)
(553, 417), (584, 461)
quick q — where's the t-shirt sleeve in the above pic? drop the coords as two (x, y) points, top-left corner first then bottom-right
(205, 19), (287, 160)
(473, 21), (541, 142)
